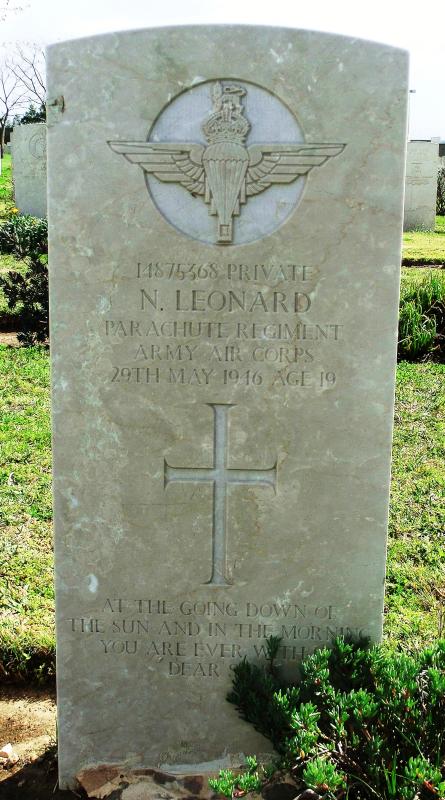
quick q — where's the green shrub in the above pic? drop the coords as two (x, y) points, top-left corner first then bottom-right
(0, 213), (47, 257)
(209, 757), (265, 798)
(213, 637), (445, 800)
(398, 271), (445, 361)
(0, 213), (48, 345)
(302, 758), (346, 795)
(437, 168), (445, 216)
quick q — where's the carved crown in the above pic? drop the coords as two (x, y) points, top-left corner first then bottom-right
(202, 83), (250, 145)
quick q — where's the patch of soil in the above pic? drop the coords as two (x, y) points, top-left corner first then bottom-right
(0, 331), (19, 345)
(0, 686), (56, 768)
(0, 686), (85, 798)
(0, 689), (300, 800)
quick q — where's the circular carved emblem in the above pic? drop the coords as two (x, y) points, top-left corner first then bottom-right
(29, 130), (47, 160)
(146, 80), (305, 246)
(109, 80), (345, 246)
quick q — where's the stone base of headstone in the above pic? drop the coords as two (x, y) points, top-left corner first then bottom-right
(77, 765), (235, 799)
(76, 765), (311, 800)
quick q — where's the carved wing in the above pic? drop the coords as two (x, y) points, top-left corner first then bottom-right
(108, 141), (206, 196)
(246, 143), (345, 196)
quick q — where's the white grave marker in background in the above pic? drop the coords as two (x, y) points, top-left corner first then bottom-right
(11, 122), (47, 217)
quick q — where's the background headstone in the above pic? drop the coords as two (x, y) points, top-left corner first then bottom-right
(403, 139), (439, 230)
(11, 122), (47, 217)
(47, 26), (408, 789)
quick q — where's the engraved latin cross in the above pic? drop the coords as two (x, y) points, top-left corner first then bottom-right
(164, 404), (277, 586)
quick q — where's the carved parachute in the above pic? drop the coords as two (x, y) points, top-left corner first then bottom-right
(109, 139), (344, 244)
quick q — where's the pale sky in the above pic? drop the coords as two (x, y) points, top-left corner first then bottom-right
(1, 0), (444, 139)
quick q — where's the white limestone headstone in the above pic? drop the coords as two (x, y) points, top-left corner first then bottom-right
(11, 123), (47, 217)
(47, 26), (408, 789)
(404, 140), (439, 230)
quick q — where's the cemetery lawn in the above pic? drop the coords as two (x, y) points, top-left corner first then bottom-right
(386, 360), (445, 648)
(0, 345), (444, 681)
(0, 345), (54, 680)
(402, 215), (445, 264)
(0, 154), (13, 220)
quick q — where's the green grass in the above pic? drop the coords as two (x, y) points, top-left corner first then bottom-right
(402, 215), (445, 264)
(400, 266), (442, 286)
(398, 268), (444, 361)
(0, 153), (13, 221)
(386, 362), (445, 648)
(0, 345), (54, 680)
(0, 346), (443, 681)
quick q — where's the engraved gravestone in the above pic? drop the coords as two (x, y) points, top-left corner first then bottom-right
(404, 140), (439, 230)
(11, 122), (47, 217)
(47, 27), (408, 789)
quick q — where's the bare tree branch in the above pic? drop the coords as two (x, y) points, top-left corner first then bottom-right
(0, 61), (31, 155)
(0, 1), (29, 23)
(8, 44), (46, 107)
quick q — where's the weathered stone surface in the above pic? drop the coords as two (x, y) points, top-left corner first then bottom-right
(403, 140), (439, 230)
(47, 26), (408, 789)
(11, 123), (47, 217)
(77, 765), (220, 799)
